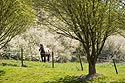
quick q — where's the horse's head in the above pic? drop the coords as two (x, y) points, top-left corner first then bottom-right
(40, 44), (43, 47)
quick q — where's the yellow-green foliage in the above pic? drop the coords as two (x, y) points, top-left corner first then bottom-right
(0, 60), (125, 83)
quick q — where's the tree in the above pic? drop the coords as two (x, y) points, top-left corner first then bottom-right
(37, 0), (125, 78)
(0, 0), (35, 49)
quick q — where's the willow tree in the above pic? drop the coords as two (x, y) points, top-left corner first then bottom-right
(0, 0), (35, 49)
(38, 0), (125, 77)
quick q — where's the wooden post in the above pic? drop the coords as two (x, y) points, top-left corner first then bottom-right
(21, 48), (24, 67)
(78, 53), (83, 71)
(113, 59), (118, 74)
(52, 51), (54, 68)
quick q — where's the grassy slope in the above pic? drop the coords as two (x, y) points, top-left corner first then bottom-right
(0, 60), (125, 83)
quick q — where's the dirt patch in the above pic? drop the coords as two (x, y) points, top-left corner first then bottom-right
(78, 73), (102, 80)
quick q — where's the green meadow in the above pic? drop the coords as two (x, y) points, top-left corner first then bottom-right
(0, 60), (125, 83)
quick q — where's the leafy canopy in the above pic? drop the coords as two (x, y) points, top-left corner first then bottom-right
(0, 0), (36, 49)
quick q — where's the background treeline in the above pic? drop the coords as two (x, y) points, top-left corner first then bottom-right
(0, 27), (125, 63)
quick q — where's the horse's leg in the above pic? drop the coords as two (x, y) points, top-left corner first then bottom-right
(47, 54), (50, 62)
(44, 55), (46, 62)
(41, 56), (44, 62)
(41, 54), (44, 62)
(40, 54), (43, 62)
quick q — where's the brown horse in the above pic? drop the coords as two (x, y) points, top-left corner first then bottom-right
(39, 44), (50, 62)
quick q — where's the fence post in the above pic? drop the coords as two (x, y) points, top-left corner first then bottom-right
(52, 51), (54, 68)
(113, 59), (118, 74)
(21, 48), (24, 67)
(78, 53), (83, 71)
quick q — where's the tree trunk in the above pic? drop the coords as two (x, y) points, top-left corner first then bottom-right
(88, 60), (96, 75)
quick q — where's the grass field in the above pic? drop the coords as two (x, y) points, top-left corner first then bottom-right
(0, 60), (125, 83)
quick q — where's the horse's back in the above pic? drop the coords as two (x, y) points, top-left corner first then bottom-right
(44, 48), (50, 54)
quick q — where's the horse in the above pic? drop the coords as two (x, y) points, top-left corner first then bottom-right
(39, 44), (50, 62)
